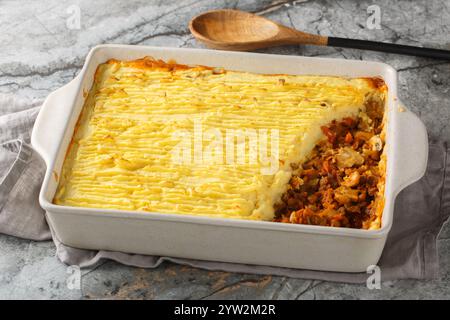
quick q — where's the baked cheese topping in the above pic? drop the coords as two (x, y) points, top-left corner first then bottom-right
(54, 57), (384, 221)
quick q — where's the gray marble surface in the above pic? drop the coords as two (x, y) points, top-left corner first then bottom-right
(0, 0), (449, 299)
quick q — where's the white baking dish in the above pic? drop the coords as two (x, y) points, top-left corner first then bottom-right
(31, 45), (428, 272)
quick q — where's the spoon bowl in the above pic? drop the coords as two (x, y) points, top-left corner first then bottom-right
(189, 9), (326, 51)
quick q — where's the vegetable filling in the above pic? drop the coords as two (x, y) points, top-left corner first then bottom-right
(273, 107), (385, 229)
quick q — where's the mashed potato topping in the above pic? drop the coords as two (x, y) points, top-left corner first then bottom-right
(54, 57), (386, 222)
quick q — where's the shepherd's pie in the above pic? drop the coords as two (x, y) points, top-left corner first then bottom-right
(54, 57), (387, 229)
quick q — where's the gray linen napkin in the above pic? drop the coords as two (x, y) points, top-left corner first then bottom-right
(0, 95), (50, 240)
(1, 94), (449, 283)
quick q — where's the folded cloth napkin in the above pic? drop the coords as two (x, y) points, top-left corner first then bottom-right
(1, 94), (449, 283)
(0, 95), (50, 240)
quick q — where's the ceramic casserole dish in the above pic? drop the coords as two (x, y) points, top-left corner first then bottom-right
(32, 44), (428, 272)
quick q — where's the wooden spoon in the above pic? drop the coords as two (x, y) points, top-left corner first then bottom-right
(189, 9), (450, 60)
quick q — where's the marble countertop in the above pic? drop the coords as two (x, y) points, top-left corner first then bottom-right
(1, 0), (449, 299)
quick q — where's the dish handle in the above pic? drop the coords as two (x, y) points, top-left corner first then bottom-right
(391, 101), (429, 196)
(31, 76), (80, 166)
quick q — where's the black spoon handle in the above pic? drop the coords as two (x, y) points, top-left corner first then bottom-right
(328, 37), (450, 60)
